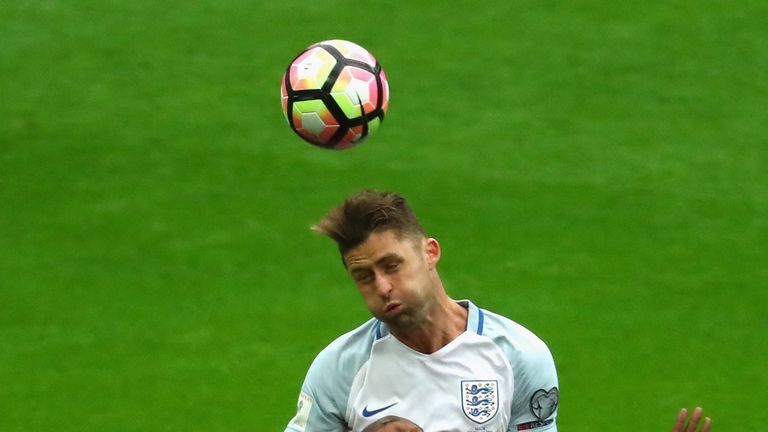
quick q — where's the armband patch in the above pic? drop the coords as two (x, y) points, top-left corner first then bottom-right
(288, 391), (313, 431)
(530, 387), (559, 420)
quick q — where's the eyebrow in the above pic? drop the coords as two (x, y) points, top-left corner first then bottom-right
(347, 253), (402, 273)
(375, 253), (404, 268)
(377, 253), (401, 262)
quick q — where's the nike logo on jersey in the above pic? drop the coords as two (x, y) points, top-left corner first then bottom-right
(362, 402), (398, 417)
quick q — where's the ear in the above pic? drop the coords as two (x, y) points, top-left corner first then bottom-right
(424, 238), (441, 269)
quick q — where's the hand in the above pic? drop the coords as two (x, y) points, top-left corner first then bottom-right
(362, 415), (423, 432)
(673, 407), (711, 432)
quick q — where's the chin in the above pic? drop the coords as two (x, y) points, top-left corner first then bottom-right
(385, 313), (420, 330)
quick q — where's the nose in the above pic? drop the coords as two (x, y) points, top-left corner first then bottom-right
(373, 272), (393, 297)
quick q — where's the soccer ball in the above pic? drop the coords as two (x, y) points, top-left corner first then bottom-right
(280, 40), (389, 150)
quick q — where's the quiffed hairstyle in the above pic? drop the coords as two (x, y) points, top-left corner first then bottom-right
(312, 190), (426, 256)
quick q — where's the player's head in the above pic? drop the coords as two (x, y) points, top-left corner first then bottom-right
(314, 190), (443, 329)
(312, 189), (426, 260)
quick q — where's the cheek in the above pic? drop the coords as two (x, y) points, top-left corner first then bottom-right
(357, 286), (382, 307)
(360, 293), (387, 319)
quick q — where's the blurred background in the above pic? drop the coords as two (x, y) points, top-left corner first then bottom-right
(1, 0), (766, 430)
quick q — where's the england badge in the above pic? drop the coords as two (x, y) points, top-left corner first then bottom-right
(461, 380), (499, 424)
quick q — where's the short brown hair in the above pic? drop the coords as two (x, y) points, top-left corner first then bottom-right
(312, 190), (426, 255)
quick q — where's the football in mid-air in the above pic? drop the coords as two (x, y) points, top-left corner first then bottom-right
(280, 40), (389, 150)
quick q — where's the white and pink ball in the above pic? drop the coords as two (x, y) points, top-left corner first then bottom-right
(281, 40), (390, 150)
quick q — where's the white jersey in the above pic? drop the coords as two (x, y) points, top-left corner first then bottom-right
(286, 300), (559, 432)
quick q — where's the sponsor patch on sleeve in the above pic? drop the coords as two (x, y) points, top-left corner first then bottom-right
(288, 391), (313, 431)
(517, 418), (554, 430)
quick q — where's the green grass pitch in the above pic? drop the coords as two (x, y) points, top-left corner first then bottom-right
(1, 0), (766, 430)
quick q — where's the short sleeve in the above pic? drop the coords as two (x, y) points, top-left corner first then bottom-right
(285, 319), (379, 432)
(479, 309), (558, 432)
(506, 342), (558, 431)
(285, 346), (351, 431)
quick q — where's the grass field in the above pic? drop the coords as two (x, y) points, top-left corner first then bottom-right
(1, 1), (766, 430)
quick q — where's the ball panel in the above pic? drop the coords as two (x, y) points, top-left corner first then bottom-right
(292, 100), (340, 143)
(319, 39), (377, 68)
(333, 129), (360, 149)
(379, 69), (390, 114)
(280, 74), (289, 122)
(366, 117), (381, 135)
(329, 67), (378, 120)
(289, 47), (337, 91)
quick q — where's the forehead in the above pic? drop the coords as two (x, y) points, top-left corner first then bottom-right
(343, 230), (420, 267)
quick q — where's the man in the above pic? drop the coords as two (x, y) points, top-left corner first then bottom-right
(285, 190), (559, 431)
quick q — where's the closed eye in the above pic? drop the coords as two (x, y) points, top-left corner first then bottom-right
(381, 258), (403, 273)
(351, 269), (374, 284)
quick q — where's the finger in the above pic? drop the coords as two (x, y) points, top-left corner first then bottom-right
(686, 407), (703, 432)
(673, 408), (688, 432)
(701, 417), (712, 432)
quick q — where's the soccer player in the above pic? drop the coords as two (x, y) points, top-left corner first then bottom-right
(285, 190), (560, 431)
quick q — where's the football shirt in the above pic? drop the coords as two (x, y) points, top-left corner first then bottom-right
(286, 300), (558, 432)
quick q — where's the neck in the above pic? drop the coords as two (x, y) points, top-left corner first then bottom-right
(390, 296), (468, 354)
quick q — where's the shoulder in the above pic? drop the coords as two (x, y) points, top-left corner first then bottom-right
(478, 308), (558, 386)
(304, 318), (380, 391)
(480, 308), (553, 359)
(478, 307), (559, 430)
(290, 319), (381, 431)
